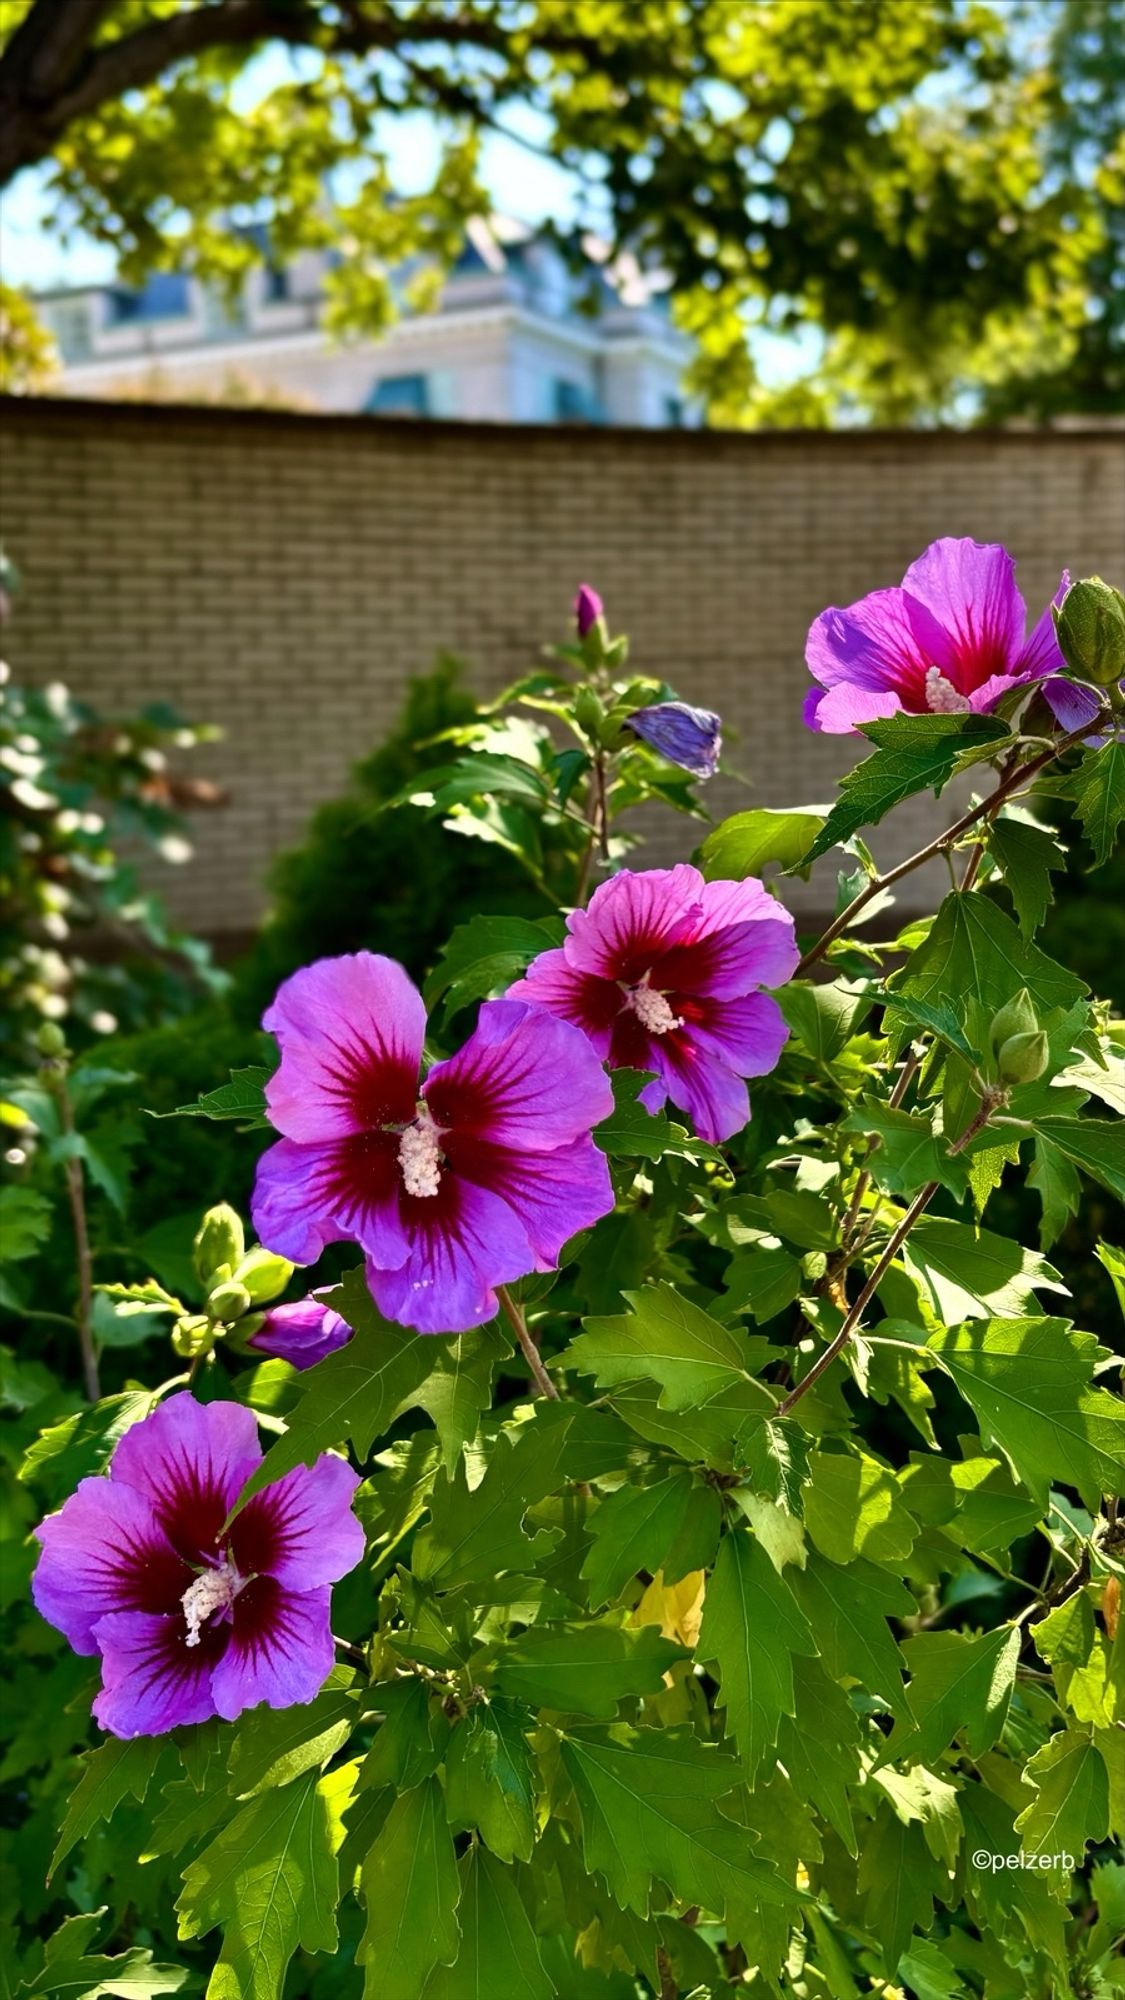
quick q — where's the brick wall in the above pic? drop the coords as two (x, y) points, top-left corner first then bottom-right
(1, 396), (1121, 937)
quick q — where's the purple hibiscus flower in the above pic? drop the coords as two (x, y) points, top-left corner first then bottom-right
(32, 1394), (363, 1737)
(251, 953), (615, 1335)
(249, 1295), (352, 1370)
(804, 537), (1079, 734)
(508, 865), (797, 1144)
(626, 701), (722, 779)
(575, 583), (604, 638)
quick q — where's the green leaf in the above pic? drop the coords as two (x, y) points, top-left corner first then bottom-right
(1069, 741), (1125, 868)
(698, 1529), (817, 1775)
(424, 914), (563, 1021)
(883, 1627), (1020, 1767)
(399, 752), (550, 811)
(0, 1185), (52, 1262)
(789, 1554), (913, 1721)
(177, 1766), (350, 2000)
(804, 1451), (919, 1565)
(444, 1699), (535, 1863)
(988, 818), (1066, 938)
(1016, 1728), (1109, 1865)
(232, 1269), (433, 1512)
(699, 808), (825, 880)
(961, 1784), (1067, 1972)
(361, 1680), (444, 1792)
(857, 1813), (941, 1973)
(560, 1728), (796, 1945)
(806, 715), (1008, 861)
(1033, 1115), (1125, 1205)
(842, 1098), (968, 1198)
(160, 1066), (272, 1125)
(358, 1778), (460, 2000)
(902, 1216), (1066, 1320)
(564, 1284), (755, 1409)
(1031, 1594), (1117, 1728)
(928, 1316), (1125, 1509)
(735, 1415), (812, 1511)
(17, 1912), (187, 1998)
(424, 1846), (553, 2000)
(880, 993), (978, 1063)
(49, 1739), (165, 1881)
(779, 980), (873, 1062)
(593, 1070), (725, 1165)
(612, 1376), (775, 1473)
(1027, 1134), (1084, 1249)
(492, 1622), (684, 1718)
(411, 1417), (568, 1588)
(581, 1472), (721, 1607)
(720, 1246), (802, 1323)
(776, 1656), (862, 1855)
(20, 1392), (156, 1505)
(229, 1666), (359, 1797)
(407, 1323), (512, 1472)
(896, 890), (1086, 1021)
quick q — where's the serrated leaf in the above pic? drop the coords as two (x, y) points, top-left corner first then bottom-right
(612, 1376), (775, 1472)
(881, 992), (979, 1062)
(493, 1622), (684, 1718)
(776, 1656), (862, 1854)
(842, 1098), (969, 1198)
(582, 1473), (721, 1609)
(424, 914), (563, 1020)
(565, 1284), (754, 1409)
(593, 1070), (725, 1165)
(883, 1627), (1020, 1767)
(699, 807), (825, 880)
(160, 1066), (272, 1125)
(177, 1766), (350, 2000)
(49, 1739), (165, 1881)
(806, 714), (1008, 861)
(17, 1911), (187, 1998)
(857, 1812), (941, 1972)
(406, 1322), (511, 1472)
(779, 980), (873, 1062)
(804, 1451), (919, 1565)
(1016, 1728), (1109, 1868)
(902, 1217), (1066, 1320)
(424, 1845), (553, 2000)
(411, 1418), (567, 1588)
(698, 1529), (816, 1775)
(789, 1554), (913, 1721)
(1034, 1115), (1125, 1205)
(961, 1784), (1068, 1972)
(229, 1666), (359, 1797)
(1069, 741), (1125, 868)
(1027, 1134), (1084, 1250)
(559, 1728), (796, 1946)
(444, 1699), (535, 1863)
(928, 1316), (1125, 1509)
(720, 1246), (802, 1323)
(358, 1778), (460, 2000)
(232, 1269), (433, 1513)
(20, 1392), (156, 1504)
(895, 891), (1086, 1021)
(988, 818), (1065, 937)
(734, 1414), (811, 1510)
(0, 1185), (52, 1262)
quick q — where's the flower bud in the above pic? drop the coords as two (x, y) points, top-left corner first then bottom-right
(574, 583), (604, 640)
(248, 1296), (352, 1370)
(35, 1020), (67, 1058)
(989, 988), (1037, 1056)
(574, 688), (603, 736)
(207, 1278), (253, 1323)
(193, 1203), (245, 1288)
(234, 1246), (294, 1305)
(1052, 576), (1125, 688)
(996, 1029), (1049, 1086)
(625, 701), (723, 779)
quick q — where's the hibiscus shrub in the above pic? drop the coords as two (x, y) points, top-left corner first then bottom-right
(6, 548), (1125, 1998)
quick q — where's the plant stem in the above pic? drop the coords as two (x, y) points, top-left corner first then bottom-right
(53, 1068), (99, 1402)
(498, 1287), (559, 1400)
(795, 716), (1107, 978)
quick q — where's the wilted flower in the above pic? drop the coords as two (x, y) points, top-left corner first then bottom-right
(509, 865), (797, 1144)
(804, 538), (1071, 733)
(575, 583), (604, 638)
(251, 953), (614, 1334)
(626, 701), (722, 779)
(32, 1394), (363, 1737)
(249, 1295), (352, 1370)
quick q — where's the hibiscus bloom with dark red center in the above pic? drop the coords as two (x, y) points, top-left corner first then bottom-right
(32, 1394), (363, 1738)
(250, 953), (615, 1335)
(508, 865), (797, 1144)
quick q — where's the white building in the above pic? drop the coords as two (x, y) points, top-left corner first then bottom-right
(37, 220), (699, 427)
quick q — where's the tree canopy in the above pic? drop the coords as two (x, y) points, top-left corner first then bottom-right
(0, 0), (1120, 422)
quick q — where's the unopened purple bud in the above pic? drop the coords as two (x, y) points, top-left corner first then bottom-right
(574, 583), (604, 638)
(626, 701), (722, 780)
(249, 1295), (351, 1370)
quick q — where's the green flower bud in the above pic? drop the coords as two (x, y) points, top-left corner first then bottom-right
(574, 688), (603, 736)
(989, 988), (1037, 1056)
(207, 1278), (253, 1323)
(234, 1247), (294, 1305)
(193, 1202), (245, 1288)
(1052, 576), (1125, 688)
(35, 1020), (67, 1058)
(996, 1029), (1049, 1086)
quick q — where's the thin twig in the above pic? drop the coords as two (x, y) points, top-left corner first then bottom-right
(53, 1068), (99, 1401)
(498, 1287), (560, 1400)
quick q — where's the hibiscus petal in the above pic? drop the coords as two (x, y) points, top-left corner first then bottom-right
(803, 678), (905, 734)
(647, 1033), (750, 1145)
(252, 1132), (409, 1268)
(564, 866), (704, 981)
(263, 952), (424, 1143)
(1039, 676), (1108, 736)
(109, 1395), (261, 1566)
(652, 878), (799, 998)
(210, 1579), (335, 1722)
(444, 1133), (614, 1268)
(33, 1478), (190, 1653)
(230, 1455), (364, 1591)
(92, 1610), (222, 1736)
(1015, 571), (1069, 678)
(685, 991), (791, 1078)
(806, 588), (940, 709)
(507, 949), (622, 1056)
(423, 1000), (613, 1153)
(901, 539), (1025, 691)
(366, 1177), (534, 1334)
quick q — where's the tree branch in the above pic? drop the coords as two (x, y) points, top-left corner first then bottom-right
(498, 1287), (560, 1401)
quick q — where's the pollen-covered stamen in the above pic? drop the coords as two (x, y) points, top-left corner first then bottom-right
(925, 666), (972, 715)
(398, 1110), (443, 1198)
(625, 982), (682, 1035)
(181, 1557), (240, 1648)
